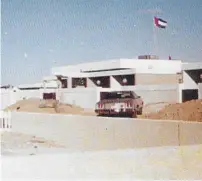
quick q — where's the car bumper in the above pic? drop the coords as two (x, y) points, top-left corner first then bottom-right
(95, 109), (135, 115)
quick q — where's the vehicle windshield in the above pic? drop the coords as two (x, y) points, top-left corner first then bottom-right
(102, 91), (134, 99)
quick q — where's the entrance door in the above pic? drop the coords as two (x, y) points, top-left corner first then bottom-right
(182, 89), (198, 102)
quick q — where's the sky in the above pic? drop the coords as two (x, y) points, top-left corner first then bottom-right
(1, 0), (202, 85)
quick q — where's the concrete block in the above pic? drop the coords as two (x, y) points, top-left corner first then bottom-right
(179, 121), (202, 145)
(11, 112), (180, 151)
(129, 119), (179, 148)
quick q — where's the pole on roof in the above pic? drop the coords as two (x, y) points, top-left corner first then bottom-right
(152, 13), (158, 56)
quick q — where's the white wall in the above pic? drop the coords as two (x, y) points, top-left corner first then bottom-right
(1, 84), (180, 110)
(0, 90), (13, 110)
(16, 90), (41, 100)
(59, 85), (179, 109)
(51, 59), (182, 77)
(51, 59), (122, 76)
(110, 76), (121, 88)
(87, 78), (96, 88)
(182, 71), (198, 89)
(178, 84), (183, 103)
(182, 62), (202, 70)
(198, 83), (202, 99)
(120, 59), (182, 74)
(59, 88), (99, 108)
(87, 69), (136, 77)
(111, 84), (179, 105)
(0, 89), (41, 110)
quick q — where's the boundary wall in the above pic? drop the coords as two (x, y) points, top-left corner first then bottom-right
(6, 112), (202, 151)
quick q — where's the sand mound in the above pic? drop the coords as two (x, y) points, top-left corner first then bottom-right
(141, 99), (202, 122)
(4, 98), (96, 116)
(142, 102), (173, 114)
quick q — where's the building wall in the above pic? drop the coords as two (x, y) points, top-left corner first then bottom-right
(0, 89), (41, 110)
(0, 90), (13, 110)
(58, 85), (179, 109)
(135, 74), (181, 85)
(182, 71), (198, 89)
(15, 89), (41, 100)
(86, 69), (136, 78)
(181, 71), (202, 99)
(1, 84), (180, 110)
(51, 59), (182, 77)
(120, 59), (182, 74)
(110, 76), (121, 88)
(134, 89), (178, 105)
(99, 85), (179, 105)
(182, 62), (202, 71)
(198, 83), (202, 99)
(59, 88), (99, 109)
(87, 78), (97, 88)
(130, 84), (179, 105)
(51, 59), (122, 76)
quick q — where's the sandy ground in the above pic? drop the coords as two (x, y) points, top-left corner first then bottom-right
(4, 98), (96, 116)
(3, 98), (202, 121)
(3, 98), (171, 118)
(1, 126), (202, 179)
(141, 99), (202, 122)
(2, 144), (202, 180)
(2, 99), (202, 179)
(142, 102), (171, 114)
(1, 131), (66, 156)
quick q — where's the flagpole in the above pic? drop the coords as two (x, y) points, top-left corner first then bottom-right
(152, 15), (158, 56)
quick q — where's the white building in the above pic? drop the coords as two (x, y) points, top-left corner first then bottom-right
(1, 57), (202, 110)
(51, 58), (182, 88)
(181, 62), (202, 102)
(50, 58), (182, 108)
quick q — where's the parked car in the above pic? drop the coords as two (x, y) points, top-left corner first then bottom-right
(95, 91), (144, 118)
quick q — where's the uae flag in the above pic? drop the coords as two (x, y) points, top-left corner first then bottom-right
(154, 16), (168, 28)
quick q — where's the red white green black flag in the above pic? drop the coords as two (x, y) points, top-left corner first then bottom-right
(154, 16), (168, 28)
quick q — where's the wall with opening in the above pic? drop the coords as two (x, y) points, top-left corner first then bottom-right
(182, 70), (201, 89)
(113, 74), (135, 86)
(182, 89), (199, 102)
(199, 83), (202, 99)
(88, 77), (110, 88)
(72, 78), (87, 88)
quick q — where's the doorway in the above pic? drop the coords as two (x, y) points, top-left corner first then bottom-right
(182, 89), (198, 102)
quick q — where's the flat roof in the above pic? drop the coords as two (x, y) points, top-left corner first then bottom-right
(52, 58), (182, 75)
(182, 62), (202, 70)
(18, 83), (43, 88)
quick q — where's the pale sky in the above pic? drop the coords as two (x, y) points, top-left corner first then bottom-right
(1, 0), (202, 85)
